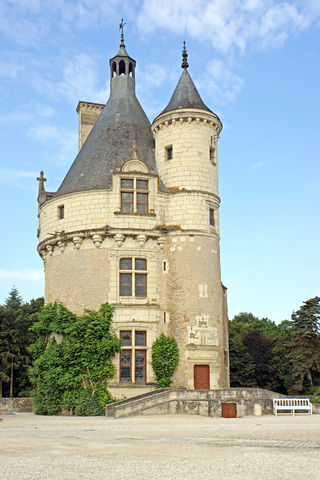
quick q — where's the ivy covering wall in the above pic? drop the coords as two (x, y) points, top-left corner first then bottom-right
(152, 334), (179, 388)
(29, 303), (121, 415)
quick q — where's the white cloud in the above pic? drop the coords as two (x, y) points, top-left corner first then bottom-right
(0, 169), (38, 180)
(0, 269), (44, 280)
(248, 161), (266, 170)
(196, 59), (244, 105)
(0, 0), (121, 47)
(29, 124), (77, 165)
(137, 0), (320, 53)
(56, 53), (108, 105)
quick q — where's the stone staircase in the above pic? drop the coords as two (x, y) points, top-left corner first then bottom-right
(105, 387), (286, 418)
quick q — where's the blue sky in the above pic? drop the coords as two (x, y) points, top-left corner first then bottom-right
(0, 0), (319, 322)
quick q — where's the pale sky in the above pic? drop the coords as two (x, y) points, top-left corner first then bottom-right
(0, 0), (319, 322)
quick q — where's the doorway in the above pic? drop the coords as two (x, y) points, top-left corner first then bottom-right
(194, 365), (210, 389)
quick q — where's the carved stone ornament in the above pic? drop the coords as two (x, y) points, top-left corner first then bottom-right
(136, 234), (147, 248)
(114, 233), (124, 248)
(157, 236), (166, 249)
(92, 234), (103, 248)
(57, 240), (66, 253)
(72, 236), (83, 249)
(46, 244), (53, 256)
(40, 251), (47, 267)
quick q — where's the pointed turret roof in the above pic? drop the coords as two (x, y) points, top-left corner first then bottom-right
(158, 42), (213, 116)
(55, 34), (156, 198)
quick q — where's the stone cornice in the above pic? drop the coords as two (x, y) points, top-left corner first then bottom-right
(152, 109), (222, 135)
(37, 225), (220, 259)
(168, 189), (220, 203)
(76, 100), (104, 113)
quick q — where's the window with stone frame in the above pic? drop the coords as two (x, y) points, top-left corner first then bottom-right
(119, 258), (147, 297)
(166, 145), (173, 160)
(120, 178), (149, 214)
(119, 330), (147, 383)
(209, 208), (215, 226)
(58, 205), (64, 219)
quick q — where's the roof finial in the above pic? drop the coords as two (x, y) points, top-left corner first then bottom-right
(181, 41), (189, 69)
(119, 18), (126, 47)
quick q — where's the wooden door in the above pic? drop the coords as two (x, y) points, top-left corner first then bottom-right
(222, 403), (237, 418)
(194, 365), (210, 389)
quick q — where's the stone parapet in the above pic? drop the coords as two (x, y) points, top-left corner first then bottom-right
(105, 388), (287, 418)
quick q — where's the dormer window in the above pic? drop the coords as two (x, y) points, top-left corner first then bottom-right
(121, 178), (148, 214)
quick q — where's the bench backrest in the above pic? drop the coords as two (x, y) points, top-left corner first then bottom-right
(273, 398), (311, 407)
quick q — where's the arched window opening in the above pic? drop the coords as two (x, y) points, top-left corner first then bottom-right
(129, 62), (133, 77)
(112, 61), (117, 77)
(119, 60), (126, 75)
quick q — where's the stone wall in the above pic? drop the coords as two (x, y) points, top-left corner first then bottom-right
(0, 398), (34, 413)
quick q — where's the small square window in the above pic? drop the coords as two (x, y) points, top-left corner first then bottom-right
(166, 146), (173, 160)
(120, 258), (132, 270)
(58, 205), (64, 219)
(209, 208), (215, 226)
(121, 179), (133, 188)
(135, 259), (147, 270)
(137, 179), (148, 190)
(135, 331), (146, 346)
(120, 331), (131, 346)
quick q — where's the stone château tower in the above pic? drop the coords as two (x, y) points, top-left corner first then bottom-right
(37, 34), (229, 398)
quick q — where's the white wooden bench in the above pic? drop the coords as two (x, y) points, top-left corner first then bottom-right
(273, 398), (312, 415)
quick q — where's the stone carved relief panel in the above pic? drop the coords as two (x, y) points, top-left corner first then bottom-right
(187, 317), (218, 346)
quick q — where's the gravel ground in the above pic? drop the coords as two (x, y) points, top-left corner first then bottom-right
(1, 413), (320, 480)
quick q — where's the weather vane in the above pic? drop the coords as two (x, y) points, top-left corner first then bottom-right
(119, 18), (126, 45)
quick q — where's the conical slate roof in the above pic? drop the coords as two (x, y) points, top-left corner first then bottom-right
(159, 69), (212, 116)
(55, 67), (155, 197)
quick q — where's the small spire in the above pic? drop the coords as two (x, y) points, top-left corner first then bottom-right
(119, 18), (126, 47)
(37, 170), (47, 193)
(181, 41), (189, 69)
(37, 170), (47, 205)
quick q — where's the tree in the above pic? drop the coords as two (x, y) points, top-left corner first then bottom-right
(152, 334), (179, 388)
(290, 297), (320, 393)
(228, 333), (255, 387)
(229, 312), (294, 393)
(0, 288), (23, 397)
(29, 303), (121, 415)
(0, 288), (43, 397)
(243, 329), (274, 389)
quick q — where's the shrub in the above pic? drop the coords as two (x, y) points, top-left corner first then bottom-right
(152, 334), (179, 388)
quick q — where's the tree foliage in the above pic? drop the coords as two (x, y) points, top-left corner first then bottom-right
(0, 287), (43, 397)
(152, 334), (179, 388)
(29, 302), (121, 415)
(289, 297), (320, 392)
(229, 298), (320, 395)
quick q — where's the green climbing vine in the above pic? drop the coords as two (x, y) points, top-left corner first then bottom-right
(151, 334), (179, 388)
(29, 303), (121, 415)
